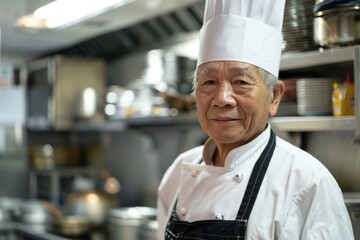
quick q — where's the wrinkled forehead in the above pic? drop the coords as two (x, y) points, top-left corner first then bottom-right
(197, 61), (260, 79)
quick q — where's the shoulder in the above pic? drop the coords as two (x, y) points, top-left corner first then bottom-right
(158, 146), (203, 195)
(269, 135), (340, 200)
(274, 136), (330, 176)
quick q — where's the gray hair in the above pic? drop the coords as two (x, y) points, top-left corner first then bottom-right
(191, 65), (279, 97)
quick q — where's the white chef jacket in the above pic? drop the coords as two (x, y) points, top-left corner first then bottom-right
(157, 125), (354, 239)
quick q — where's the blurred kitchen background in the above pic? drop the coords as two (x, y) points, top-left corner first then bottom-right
(1, 0), (360, 239)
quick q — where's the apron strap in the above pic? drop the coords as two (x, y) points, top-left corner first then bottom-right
(236, 130), (276, 220)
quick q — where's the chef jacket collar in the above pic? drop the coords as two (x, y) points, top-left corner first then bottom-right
(202, 124), (271, 168)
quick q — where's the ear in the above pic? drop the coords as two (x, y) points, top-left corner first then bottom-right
(269, 80), (285, 117)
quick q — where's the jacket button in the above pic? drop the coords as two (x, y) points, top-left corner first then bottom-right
(233, 173), (243, 183)
(191, 169), (198, 177)
(180, 207), (187, 216)
(215, 212), (224, 220)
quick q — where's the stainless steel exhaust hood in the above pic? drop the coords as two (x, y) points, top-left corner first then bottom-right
(46, 1), (205, 59)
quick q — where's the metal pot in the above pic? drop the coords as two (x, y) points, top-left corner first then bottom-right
(53, 215), (92, 237)
(18, 200), (58, 232)
(314, 2), (360, 46)
(108, 207), (156, 240)
(0, 197), (22, 223)
(137, 220), (158, 240)
(62, 191), (119, 226)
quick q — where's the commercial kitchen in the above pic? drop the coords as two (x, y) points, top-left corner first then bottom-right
(1, 0), (360, 239)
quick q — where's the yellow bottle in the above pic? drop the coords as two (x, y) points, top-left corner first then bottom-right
(332, 73), (355, 116)
(332, 81), (343, 117)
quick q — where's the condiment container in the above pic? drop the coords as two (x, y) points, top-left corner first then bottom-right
(332, 73), (355, 116)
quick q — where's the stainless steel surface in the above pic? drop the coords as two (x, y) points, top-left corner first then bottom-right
(73, 88), (100, 120)
(344, 192), (360, 239)
(0, 222), (69, 240)
(26, 55), (105, 130)
(279, 45), (360, 141)
(282, 0), (317, 52)
(314, 7), (360, 47)
(0, 0), (203, 59)
(304, 131), (360, 192)
(109, 207), (156, 240)
(280, 45), (356, 71)
(354, 47), (360, 141)
(137, 220), (158, 240)
(29, 168), (98, 207)
(62, 192), (119, 226)
(53, 215), (92, 238)
(270, 116), (356, 132)
(17, 200), (55, 232)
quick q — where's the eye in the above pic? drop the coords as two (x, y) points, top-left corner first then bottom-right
(203, 79), (216, 85)
(234, 79), (250, 85)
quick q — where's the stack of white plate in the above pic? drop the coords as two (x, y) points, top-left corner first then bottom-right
(296, 78), (336, 116)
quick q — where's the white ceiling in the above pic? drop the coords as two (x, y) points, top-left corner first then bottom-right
(0, 0), (202, 61)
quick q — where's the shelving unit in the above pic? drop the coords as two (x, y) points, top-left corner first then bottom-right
(72, 112), (200, 131)
(26, 45), (360, 138)
(280, 46), (355, 70)
(274, 45), (360, 138)
(29, 167), (98, 206)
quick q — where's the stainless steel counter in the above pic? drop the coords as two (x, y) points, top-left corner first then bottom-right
(0, 222), (69, 240)
(0, 222), (108, 240)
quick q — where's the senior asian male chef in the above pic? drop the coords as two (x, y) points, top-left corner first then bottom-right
(157, 0), (354, 239)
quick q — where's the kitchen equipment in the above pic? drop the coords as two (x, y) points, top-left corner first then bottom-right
(53, 215), (93, 237)
(108, 207), (157, 240)
(0, 197), (22, 223)
(296, 78), (336, 116)
(17, 200), (59, 232)
(29, 144), (81, 169)
(25, 55), (105, 130)
(282, 0), (317, 52)
(137, 220), (158, 240)
(62, 191), (119, 226)
(73, 87), (100, 120)
(313, 0), (360, 47)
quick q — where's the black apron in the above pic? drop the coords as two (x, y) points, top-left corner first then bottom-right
(165, 130), (276, 240)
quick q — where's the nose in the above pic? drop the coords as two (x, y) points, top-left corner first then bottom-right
(212, 82), (236, 107)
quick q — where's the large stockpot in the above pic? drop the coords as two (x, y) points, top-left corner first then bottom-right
(108, 207), (156, 240)
(137, 219), (158, 240)
(313, 1), (360, 47)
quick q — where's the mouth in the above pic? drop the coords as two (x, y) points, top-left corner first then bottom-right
(211, 117), (240, 122)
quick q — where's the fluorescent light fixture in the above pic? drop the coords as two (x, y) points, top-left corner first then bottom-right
(16, 0), (135, 29)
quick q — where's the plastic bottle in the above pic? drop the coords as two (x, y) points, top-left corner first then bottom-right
(332, 81), (343, 117)
(332, 72), (355, 116)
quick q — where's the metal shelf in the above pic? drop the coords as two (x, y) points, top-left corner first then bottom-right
(270, 116), (355, 132)
(280, 45), (357, 71)
(72, 113), (199, 131)
(280, 45), (360, 140)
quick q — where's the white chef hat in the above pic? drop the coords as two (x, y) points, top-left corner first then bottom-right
(197, 0), (286, 77)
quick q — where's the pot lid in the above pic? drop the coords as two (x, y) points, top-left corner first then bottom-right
(314, 0), (360, 13)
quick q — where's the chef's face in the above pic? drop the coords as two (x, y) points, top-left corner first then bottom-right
(195, 61), (283, 147)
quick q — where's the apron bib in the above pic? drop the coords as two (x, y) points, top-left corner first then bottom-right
(165, 130), (276, 240)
